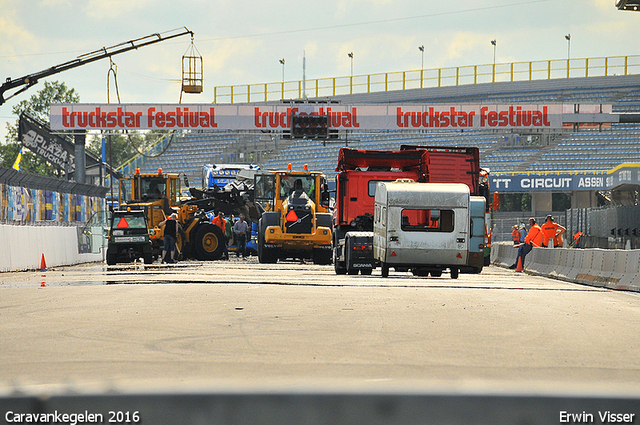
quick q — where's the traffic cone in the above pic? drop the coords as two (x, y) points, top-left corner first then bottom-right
(515, 256), (523, 273)
(39, 253), (47, 271)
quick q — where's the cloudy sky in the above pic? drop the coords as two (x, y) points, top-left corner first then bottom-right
(1, 0), (638, 140)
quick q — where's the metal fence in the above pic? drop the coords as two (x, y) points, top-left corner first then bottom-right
(213, 54), (640, 104)
(0, 166), (108, 225)
(567, 205), (640, 249)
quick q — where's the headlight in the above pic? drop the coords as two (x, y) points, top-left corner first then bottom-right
(112, 230), (124, 236)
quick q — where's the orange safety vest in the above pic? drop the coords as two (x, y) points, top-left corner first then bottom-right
(211, 216), (226, 232)
(540, 221), (559, 247)
(512, 228), (520, 243)
(554, 232), (563, 247)
(525, 224), (544, 247)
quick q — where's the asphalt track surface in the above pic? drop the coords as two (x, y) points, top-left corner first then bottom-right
(1, 258), (639, 398)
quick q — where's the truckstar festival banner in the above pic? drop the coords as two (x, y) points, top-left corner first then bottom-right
(50, 103), (565, 131)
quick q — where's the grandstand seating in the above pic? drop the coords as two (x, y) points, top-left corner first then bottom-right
(122, 74), (640, 183)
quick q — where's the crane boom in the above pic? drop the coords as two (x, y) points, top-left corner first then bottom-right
(0, 27), (193, 106)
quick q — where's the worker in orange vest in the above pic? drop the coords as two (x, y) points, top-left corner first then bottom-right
(510, 217), (543, 269)
(211, 211), (229, 260)
(541, 215), (566, 248)
(511, 225), (520, 245)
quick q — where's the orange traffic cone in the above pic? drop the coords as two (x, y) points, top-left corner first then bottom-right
(515, 256), (523, 273)
(39, 253), (47, 271)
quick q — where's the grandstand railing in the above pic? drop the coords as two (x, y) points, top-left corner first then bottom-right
(213, 55), (640, 103)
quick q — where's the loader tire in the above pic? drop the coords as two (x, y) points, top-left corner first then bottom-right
(257, 219), (278, 264)
(193, 223), (225, 261)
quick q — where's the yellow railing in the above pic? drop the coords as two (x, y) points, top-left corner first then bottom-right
(213, 55), (640, 104)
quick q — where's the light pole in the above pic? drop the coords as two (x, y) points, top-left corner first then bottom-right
(347, 52), (354, 94)
(565, 34), (571, 78)
(279, 58), (285, 81)
(490, 39), (497, 82)
(279, 58), (285, 98)
(418, 45), (424, 88)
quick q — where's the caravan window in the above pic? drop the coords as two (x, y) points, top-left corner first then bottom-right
(401, 209), (454, 232)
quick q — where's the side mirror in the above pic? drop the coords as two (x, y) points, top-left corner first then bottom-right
(183, 174), (190, 188)
(321, 189), (330, 206)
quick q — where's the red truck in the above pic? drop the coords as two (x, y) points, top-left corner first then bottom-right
(332, 146), (488, 275)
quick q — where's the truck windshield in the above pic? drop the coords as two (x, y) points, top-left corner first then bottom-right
(113, 214), (147, 230)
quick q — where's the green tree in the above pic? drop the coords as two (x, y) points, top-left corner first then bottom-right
(87, 130), (173, 170)
(499, 193), (531, 212)
(1, 81), (80, 176)
(87, 133), (139, 170)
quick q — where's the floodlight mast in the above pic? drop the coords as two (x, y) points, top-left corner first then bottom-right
(0, 27), (194, 106)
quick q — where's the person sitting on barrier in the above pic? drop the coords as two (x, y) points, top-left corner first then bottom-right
(541, 215), (566, 248)
(518, 224), (527, 243)
(510, 217), (543, 269)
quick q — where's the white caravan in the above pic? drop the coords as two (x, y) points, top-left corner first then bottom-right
(373, 180), (485, 279)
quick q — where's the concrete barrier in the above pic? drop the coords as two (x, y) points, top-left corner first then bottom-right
(492, 242), (640, 293)
(561, 249), (581, 281)
(491, 242), (517, 268)
(549, 248), (568, 280)
(0, 223), (103, 272)
(618, 250), (640, 292)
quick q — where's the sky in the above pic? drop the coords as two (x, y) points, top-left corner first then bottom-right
(1, 0), (639, 141)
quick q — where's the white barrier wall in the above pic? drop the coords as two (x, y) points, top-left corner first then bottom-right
(0, 224), (103, 272)
(491, 242), (640, 292)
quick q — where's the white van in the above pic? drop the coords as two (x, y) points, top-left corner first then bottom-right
(373, 180), (485, 278)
